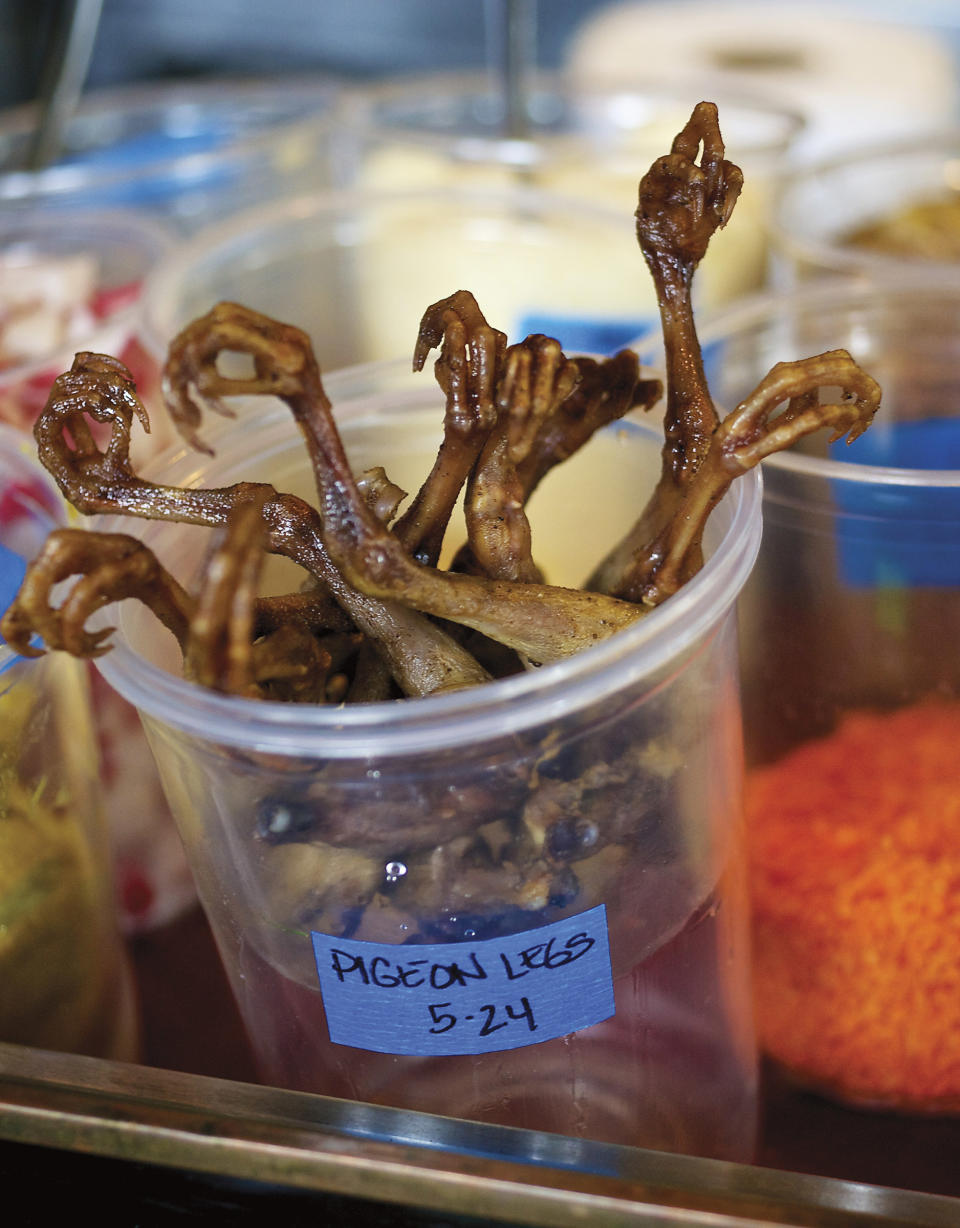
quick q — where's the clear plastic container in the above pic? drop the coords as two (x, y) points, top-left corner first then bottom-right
(93, 358), (762, 1159)
(692, 278), (960, 1113)
(0, 209), (197, 931)
(564, 2), (959, 165)
(0, 425), (138, 1059)
(770, 131), (960, 285)
(141, 184), (655, 369)
(340, 72), (803, 314)
(0, 208), (172, 441)
(0, 77), (344, 233)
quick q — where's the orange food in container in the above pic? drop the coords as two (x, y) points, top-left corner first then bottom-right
(747, 701), (960, 1111)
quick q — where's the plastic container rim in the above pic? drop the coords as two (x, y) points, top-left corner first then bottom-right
(94, 382), (763, 758)
(139, 180), (639, 361)
(0, 75), (343, 203)
(0, 206), (175, 388)
(770, 127), (960, 280)
(342, 68), (806, 159)
(693, 278), (960, 488)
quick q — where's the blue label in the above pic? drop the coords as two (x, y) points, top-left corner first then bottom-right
(515, 311), (655, 357)
(311, 904), (615, 1056)
(829, 420), (960, 588)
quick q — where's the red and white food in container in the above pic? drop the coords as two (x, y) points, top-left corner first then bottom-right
(0, 210), (197, 932)
(0, 211), (173, 457)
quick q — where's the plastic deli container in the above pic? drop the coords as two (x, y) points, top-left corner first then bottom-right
(0, 210), (198, 930)
(694, 278), (960, 1113)
(340, 72), (803, 321)
(141, 184), (656, 369)
(0, 208), (172, 448)
(0, 425), (139, 1058)
(770, 131), (960, 284)
(0, 77), (344, 233)
(92, 357), (762, 1159)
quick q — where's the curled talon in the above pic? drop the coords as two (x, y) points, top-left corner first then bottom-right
(630, 349), (882, 608)
(412, 289), (507, 412)
(499, 335), (580, 466)
(32, 348), (288, 537)
(164, 301), (321, 454)
(637, 99), (743, 271)
(0, 528), (192, 659)
(515, 350), (661, 498)
(638, 101), (742, 496)
(592, 103), (748, 597)
(716, 349), (881, 465)
(162, 300), (329, 497)
(462, 334), (580, 584)
(395, 291), (509, 564)
(34, 353), (151, 515)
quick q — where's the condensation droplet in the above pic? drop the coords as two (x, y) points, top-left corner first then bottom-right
(384, 860), (408, 884)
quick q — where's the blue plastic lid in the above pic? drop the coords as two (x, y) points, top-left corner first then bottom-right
(0, 538), (27, 674)
(0, 539), (25, 615)
(59, 126), (231, 174)
(53, 124), (235, 207)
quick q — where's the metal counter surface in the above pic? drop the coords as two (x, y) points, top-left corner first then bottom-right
(1, 904), (958, 1225)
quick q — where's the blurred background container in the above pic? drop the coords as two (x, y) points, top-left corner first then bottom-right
(0, 206), (196, 935)
(0, 206), (170, 445)
(697, 279), (960, 758)
(140, 185), (653, 369)
(691, 278), (960, 1115)
(8, 2), (960, 124)
(0, 77), (344, 233)
(340, 72), (803, 314)
(770, 131), (960, 284)
(0, 424), (139, 1058)
(565, 1), (960, 163)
